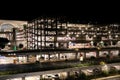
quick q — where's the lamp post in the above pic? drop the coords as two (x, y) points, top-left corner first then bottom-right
(13, 28), (17, 50)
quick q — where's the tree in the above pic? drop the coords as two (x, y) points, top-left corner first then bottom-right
(93, 42), (97, 46)
(19, 43), (24, 48)
(0, 37), (9, 49)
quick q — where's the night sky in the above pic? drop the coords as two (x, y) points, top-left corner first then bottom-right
(1, 14), (119, 24)
(0, 1), (119, 24)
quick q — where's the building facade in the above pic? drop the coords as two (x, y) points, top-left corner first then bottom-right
(26, 17), (120, 50)
(0, 18), (120, 64)
(0, 20), (27, 64)
(0, 20), (27, 50)
(25, 17), (120, 62)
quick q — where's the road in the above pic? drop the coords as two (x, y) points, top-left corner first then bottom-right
(0, 60), (120, 72)
(0, 62), (119, 80)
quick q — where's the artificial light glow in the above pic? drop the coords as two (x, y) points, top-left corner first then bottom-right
(68, 33), (71, 34)
(93, 35), (96, 37)
(69, 41), (72, 43)
(91, 28), (94, 30)
(79, 27), (81, 30)
(115, 35), (118, 37)
(109, 35), (111, 38)
(82, 30), (84, 33)
(76, 34), (79, 37)
(97, 28), (100, 30)
(8, 42), (11, 45)
(108, 31), (111, 34)
(66, 34), (69, 37)
(64, 26), (67, 29)
(58, 26), (60, 28)
(100, 41), (104, 43)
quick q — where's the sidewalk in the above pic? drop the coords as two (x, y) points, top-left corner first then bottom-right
(91, 75), (120, 80)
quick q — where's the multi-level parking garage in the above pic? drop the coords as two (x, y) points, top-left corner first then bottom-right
(0, 18), (120, 64)
(25, 17), (120, 63)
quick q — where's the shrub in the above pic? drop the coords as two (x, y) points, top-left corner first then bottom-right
(93, 68), (101, 75)
(101, 71), (109, 77)
(118, 53), (120, 57)
(109, 66), (118, 74)
(90, 56), (96, 60)
(35, 61), (40, 64)
(78, 73), (88, 80)
(106, 54), (110, 59)
(100, 61), (106, 66)
(66, 75), (75, 80)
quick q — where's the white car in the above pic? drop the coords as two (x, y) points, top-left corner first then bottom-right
(43, 74), (59, 80)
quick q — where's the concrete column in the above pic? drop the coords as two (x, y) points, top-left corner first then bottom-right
(58, 53), (60, 60)
(12, 28), (17, 50)
(40, 75), (43, 80)
(108, 50), (113, 59)
(108, 50), (110, 54)
(26, 55), (29, 63)
(96, 50), (99, 58)
(67, 71), (70, 78)
(48, 54), (50, 60)
(84, 52), (86, 59)
(22, 76), (25, 80)
(34, 55), (37, 61)
(118, 49), (120, 57)
(75, 52), (78, 60)
(79, 69), (82, 74)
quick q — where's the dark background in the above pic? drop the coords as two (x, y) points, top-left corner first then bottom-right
(0, 1), (120, 24)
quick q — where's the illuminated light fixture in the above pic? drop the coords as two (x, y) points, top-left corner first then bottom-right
(76, 34), (79, 37)
(13, 53), (16, 55)
(100, 41), (104, 43)
(108, 31), (111, 34)
(109, 35), (112, 38)
(97, 28), (100, 30)
(48, 20), (51, 22)
(69, 41), (72, 43)
(36, 77), (40, 80)
(8, 42), (11, 45)
(64, 26), (67, 29)
(90, 41), (94, 46)
(93, 35), (96, 37)
(51, 20), (54, 22)
(82, 30), (84, 33)
(86, 35), (88, 37)
(75, 32), (77, 34)
(58, 26), (60, 28)
(91, 28), (94, 30)
(115, 35), (118, 37)
(41, 19), (44, 21)
(97, 47), (101, 50)
(75, 48), (79, 51)
(113, 24), (118, 26)
(68, 33), (71, 35)
(66, 34), (69, 37)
